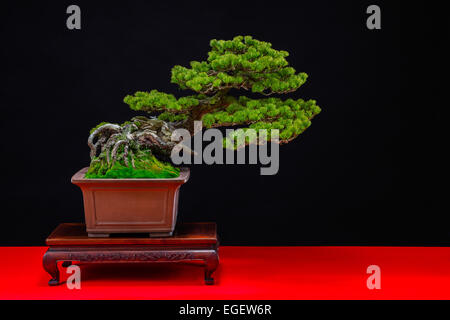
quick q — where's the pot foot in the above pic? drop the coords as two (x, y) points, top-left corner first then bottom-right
(88, 233), (110, 238)
(149, 231), (173, 238)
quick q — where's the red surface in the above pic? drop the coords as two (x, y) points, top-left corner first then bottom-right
(0, 246), (449, 299)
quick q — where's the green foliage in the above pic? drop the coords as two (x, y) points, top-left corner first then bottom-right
(101, 34), (321, 178)
(85, 150), (180, 179)
(122, 37), (320, 143)
(88, 36), (321, 178)
(203, 96), (321, 142)
(123, 90), (200, 113)
(157, 112), (187, 122)
(170, 36), (307, 95)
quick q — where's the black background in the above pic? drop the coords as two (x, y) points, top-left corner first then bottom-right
(0, 1), (448, 246)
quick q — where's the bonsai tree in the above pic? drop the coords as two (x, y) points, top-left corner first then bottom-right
(86, 36), (321, 178)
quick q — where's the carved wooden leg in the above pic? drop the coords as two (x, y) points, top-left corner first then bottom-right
(204, 251), (219, 285)
(43, 250), (60, 286)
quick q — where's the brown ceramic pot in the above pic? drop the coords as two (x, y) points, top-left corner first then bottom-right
(71, 167), (190, 237)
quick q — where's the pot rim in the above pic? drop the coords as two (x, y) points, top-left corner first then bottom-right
(71, 167), (190, 184)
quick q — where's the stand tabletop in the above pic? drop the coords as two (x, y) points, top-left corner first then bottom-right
(46, 223), (217, 246)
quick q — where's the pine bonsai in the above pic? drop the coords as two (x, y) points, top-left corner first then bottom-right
(86, 36), (321, 178)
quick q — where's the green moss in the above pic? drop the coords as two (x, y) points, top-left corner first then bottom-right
(85, 150), (180, 179)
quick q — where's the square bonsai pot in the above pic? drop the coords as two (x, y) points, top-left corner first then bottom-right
(71, 167), (190, 237)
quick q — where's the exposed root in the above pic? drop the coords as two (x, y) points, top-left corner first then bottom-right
(111, 140), (127, 166)
(134, 130), (165, 147)
(88, 117), (179, 169)
(130, 150), (135, 168)
(91, 136), (107, 158)
(88, 124), (121, 159)
(103, 133), (120, 164)
(123, 145), (129, 167)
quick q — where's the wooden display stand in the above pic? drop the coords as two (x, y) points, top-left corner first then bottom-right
(43, 222), (219, 285)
